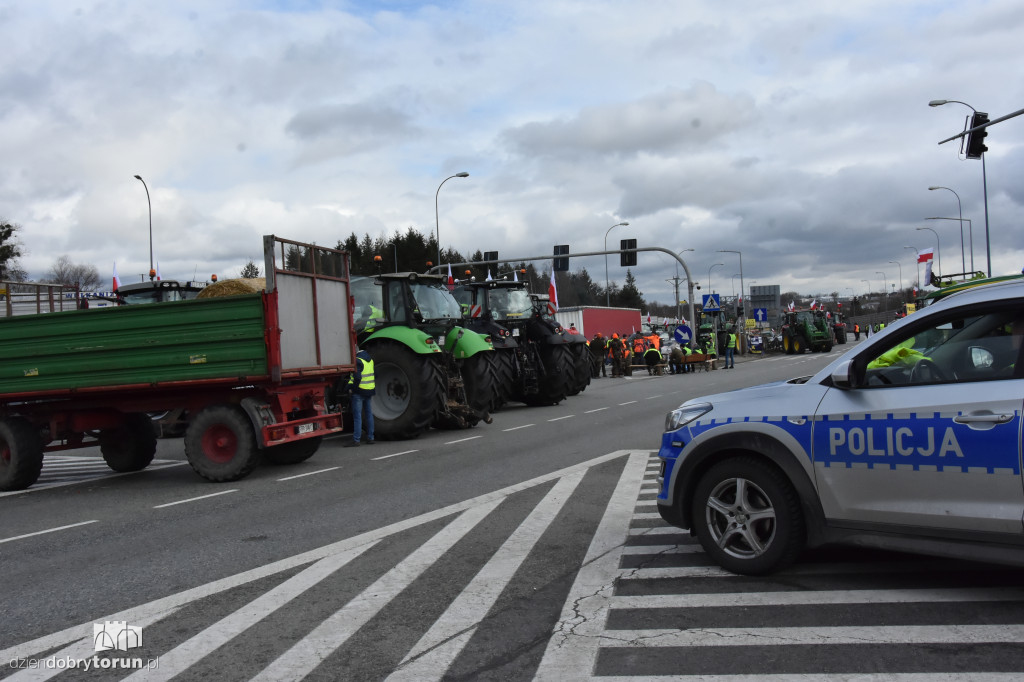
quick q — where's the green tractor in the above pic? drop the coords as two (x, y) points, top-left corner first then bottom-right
(452, 281), (583, 407)
(781, 309), (833, 354)
(350, 273), (500, 440)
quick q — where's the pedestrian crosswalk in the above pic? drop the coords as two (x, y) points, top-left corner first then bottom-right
(5, 451), (1024, 680)
(0, 455), (186, 497)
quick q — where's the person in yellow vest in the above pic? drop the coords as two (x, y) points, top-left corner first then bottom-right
(345, 347), (376, 447)
(724, 327), (738, 369)
(644, 344), (663, 375)
(363, 303), (385, 332)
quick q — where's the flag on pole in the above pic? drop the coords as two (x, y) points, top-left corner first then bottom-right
(646, 312), (651, 324)
(112, 262), (121, 292)
(446, 263), (454, 291)
(156, 262), (161, 281)
(924, 259), (934, 287)
(486, 269), (493, 282)
(547, 269), (558, 314)
(513, 270), (518, 282)
(917, 248), (934, 264)
(810, 299), (818, 310)
(788, 301), (795, 311)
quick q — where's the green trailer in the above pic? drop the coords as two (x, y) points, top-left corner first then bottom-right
(0, 236), (356, 491)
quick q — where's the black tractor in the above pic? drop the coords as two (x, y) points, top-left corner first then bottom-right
(453, 281), (582, 407)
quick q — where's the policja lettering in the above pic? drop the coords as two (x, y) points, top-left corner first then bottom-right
(828, 426), (964, 458)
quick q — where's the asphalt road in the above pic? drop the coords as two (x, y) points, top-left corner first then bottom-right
(4, 342), (1024, 680)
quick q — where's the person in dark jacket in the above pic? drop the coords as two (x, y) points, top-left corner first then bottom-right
(345, 348), (376, 447)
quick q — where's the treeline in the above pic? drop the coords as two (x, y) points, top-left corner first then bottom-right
(336, 228), (677, 316)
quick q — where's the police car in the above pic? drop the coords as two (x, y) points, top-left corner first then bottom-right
(657, 278), (1024, 575)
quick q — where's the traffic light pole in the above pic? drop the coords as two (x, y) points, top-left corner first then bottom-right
(428, 245), (698, 336)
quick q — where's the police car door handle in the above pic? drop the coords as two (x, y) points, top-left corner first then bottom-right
(787, 416), (807, 425)
(953, 413), (1014, 425)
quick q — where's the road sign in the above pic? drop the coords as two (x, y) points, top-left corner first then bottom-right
(753, 307), (768, 323)
(701, 294), (720, 312)
(673, 325), (693, 344)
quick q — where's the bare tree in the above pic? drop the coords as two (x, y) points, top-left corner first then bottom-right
(48, 255), (101, 290)
(1, 219), (24, 281)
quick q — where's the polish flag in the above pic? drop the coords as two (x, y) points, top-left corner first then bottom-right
(446, 263), (454, 291)
(547, 269), (558, 313)
(810, 300), (818, 310)
(917, 248), (934, 264)
(646, 312), (651, 324)
(788, 301), (795, 311)
(486, 269), (493, 282)
(113, 262), (121, 292)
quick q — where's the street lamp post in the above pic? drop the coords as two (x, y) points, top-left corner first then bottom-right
(876, 271), (887, 313)
(604, 221), (629, 306)
(928, 99), (991, 276)
(888, 260), (903, 303)
(718, 249), (744, 328)
(708, 262), (724, 294)
(133, 175), (154, 280)
(435, 172), (469, 268)
(903, 246), (920, 287)
(927, 186), (965, 273)
(926, 217), (973, 273)
(672, 248), (694, 321)
(915, 226), (941, 276)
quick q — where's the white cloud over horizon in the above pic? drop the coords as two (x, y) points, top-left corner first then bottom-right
(2, 0), (1022, 302)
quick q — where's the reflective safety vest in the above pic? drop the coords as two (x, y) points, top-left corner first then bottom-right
(728, 333), (737, 349)
(348, 357), (375, 392)
(365, 305), (385, 331)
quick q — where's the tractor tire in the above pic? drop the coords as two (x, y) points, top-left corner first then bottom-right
(185, 405), (261, 482)
(836, 329), (847, 344)
(462, 351), (502, 415)
(263, 436), (322, 465)
(524, 344), (574, 406)
(370, 340), (445, 441)
(100, 413), (157, 473)
(491, 349), (517, 410)
(792, 336), (804, 354)
(783, 334), (794, 355)
(0, 417), (44, 492)
(567, 344), (591, 396)
(823, 342), (833, 352)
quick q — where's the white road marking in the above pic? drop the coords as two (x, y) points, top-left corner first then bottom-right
(0, 520), (99, 545)
(548, 415), (575, 422)
(534, 451), (650, 680)
(371, 450), (419, 461)
(584, 408), (609, 414)
(618, 401), (637, 405)
(444, 436), (483, 445)
(390, 470), (587, 681)
(253, 501), (503, 682)
(126, 544), (377, 682)
(502, 424), (535, 431)
(276, 467), (341, 481)
(611, 586), (1024, 609)
(152, 490), (238, 509)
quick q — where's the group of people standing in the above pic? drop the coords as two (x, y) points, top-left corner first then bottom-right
(587, 327), (738, 377)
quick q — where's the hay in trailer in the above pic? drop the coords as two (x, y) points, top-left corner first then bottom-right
(196, 277), (266, 299)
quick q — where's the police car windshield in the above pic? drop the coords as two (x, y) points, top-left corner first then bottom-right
(409, 282), (462, 320)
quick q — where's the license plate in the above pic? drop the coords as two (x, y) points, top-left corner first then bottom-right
(512, 328), (520, 337)
(296, 423), (315, 435)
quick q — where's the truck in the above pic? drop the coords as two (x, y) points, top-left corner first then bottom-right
(350, 272), (499, 439)
(780, 308), (833, 354)
(0, 236), (356, 491)
(553, 306), (642, 339)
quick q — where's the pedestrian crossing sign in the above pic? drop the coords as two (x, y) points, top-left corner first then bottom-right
(701, 294), (720, 311)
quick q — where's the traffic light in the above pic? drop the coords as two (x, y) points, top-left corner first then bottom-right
(965, 112), (989, 159)
(553, 244), (569, 272)
(483, 251), (498, 263)
(620, 238), (637, 267)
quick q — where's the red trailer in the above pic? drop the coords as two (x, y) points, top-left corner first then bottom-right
(554, 306), (642, 339)
(0, 236), (356, 490)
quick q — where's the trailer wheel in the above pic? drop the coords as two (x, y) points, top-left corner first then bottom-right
(525, 344), (574, 406)
(462, 351), (502, 415)
(185, 405), (260, 482)
(0, 417), (44, 492)
(370, 340), (445, 441)
(263, 437), (322, 465)
(100, 414), (157, 472)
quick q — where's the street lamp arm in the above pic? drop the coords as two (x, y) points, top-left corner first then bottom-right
(435, 172), (470, 267)
(603, 221), (629, 306)
(133, 175), (153, 278)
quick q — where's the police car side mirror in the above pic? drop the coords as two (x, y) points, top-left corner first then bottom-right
(830, 359), (855, 389)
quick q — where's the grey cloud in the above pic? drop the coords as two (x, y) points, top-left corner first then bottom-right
(501, 83), (757, 159)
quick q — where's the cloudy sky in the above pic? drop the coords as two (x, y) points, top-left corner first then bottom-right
(3, 0), (1022, 306)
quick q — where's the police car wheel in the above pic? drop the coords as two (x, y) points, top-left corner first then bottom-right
(691, 457), (805, 575)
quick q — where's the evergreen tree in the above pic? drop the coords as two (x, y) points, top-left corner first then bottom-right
(0, 220), (24, 282)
